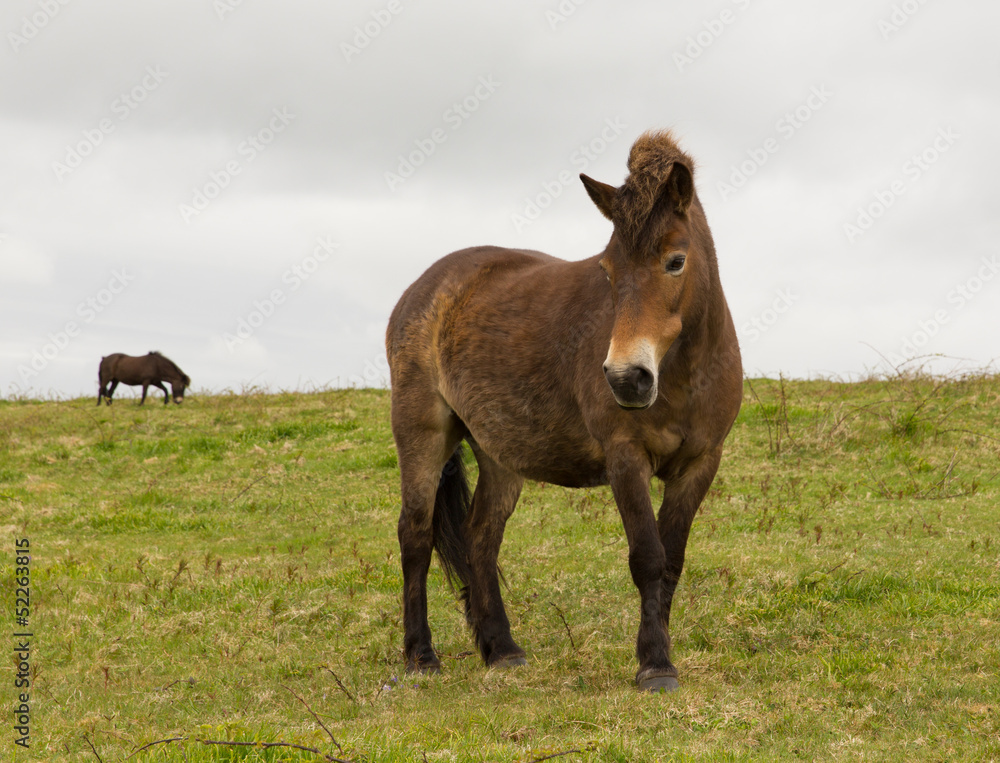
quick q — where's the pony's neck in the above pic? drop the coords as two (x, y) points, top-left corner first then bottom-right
(666, 262), (733, 388)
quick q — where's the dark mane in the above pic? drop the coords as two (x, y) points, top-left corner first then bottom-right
(149, 351), (189, 384)
(614, 130), (696, 251)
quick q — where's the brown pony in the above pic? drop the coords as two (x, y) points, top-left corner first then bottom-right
(96, 352), (191, 406)
(386, 130), (742, 691)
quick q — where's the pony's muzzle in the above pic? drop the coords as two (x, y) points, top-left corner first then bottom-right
(604, 363), (656, 409)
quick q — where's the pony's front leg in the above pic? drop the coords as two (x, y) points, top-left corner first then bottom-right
(151, 381), (170, 404)
(139, 385), (148, 404)
(654, 447), (724, 681)
(607, 444), (675, 691)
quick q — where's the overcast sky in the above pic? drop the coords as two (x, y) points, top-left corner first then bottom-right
(2, 0), (998, 399)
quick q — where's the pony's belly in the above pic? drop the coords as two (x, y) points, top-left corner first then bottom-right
(523, 462), (609, 488)
(506, 446), (607, 488)
(464, 420), (608, 488)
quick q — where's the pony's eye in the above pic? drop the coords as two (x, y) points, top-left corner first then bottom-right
(665, 254), (686, 275)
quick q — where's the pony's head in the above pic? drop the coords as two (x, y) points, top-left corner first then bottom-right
(581, 130), (706, 409)
(172, 374), (191, 404)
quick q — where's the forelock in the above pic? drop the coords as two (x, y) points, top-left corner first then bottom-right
(613, 130), (694, 251)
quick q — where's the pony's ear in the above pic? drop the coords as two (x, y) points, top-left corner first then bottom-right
(580, 174), (616, 221)
(665, 162), (694, 215)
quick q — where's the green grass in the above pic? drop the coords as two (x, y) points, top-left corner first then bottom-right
(1, 376), (999, 762)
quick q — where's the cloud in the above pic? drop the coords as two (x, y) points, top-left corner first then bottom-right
(0, 236), (53, 285)
(1, 0), (998, 397)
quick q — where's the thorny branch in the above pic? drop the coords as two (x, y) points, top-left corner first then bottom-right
(123, 737), (185, 760)
(550, 602), (576, 650)
(283, 683), (344, 753)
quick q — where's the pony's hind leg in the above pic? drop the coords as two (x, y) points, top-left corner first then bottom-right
(393, 395), (465, 674)
(464, 442), (526, 667)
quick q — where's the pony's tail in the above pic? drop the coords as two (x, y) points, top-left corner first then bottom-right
(432, 446), (474, 603)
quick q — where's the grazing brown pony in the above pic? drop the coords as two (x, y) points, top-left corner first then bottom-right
(386, 130), (742, 691)
(96, 352), (191, 406)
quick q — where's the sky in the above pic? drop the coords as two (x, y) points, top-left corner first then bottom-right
(2, 0), (998, 400)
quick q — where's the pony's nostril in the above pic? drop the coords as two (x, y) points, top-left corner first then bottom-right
(626, 366), (653, 396)
(604, 364), (656, 407)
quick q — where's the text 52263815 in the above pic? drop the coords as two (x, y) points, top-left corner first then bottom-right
(14, 538), (31, 750)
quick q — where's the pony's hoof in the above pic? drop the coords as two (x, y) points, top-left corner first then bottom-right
(636, 672), (680, 693)
(405, 657), (441, 675)
(490, 655), (528, 669)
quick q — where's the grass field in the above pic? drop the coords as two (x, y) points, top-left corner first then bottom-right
(1, 373), (998, 762)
